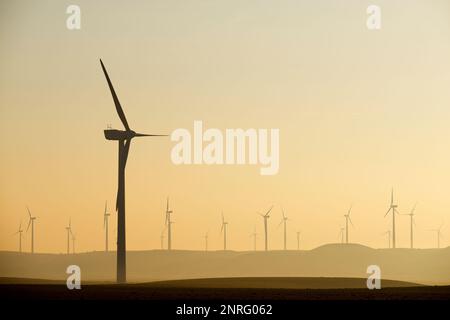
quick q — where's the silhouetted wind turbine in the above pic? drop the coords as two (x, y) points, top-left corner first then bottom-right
(204, 232), (209, 251)
(278, 208), (289, 250)
(221, 212), (228, 250)
(65, 218), (72, 254)
(343, 205), (353, 244)
(26, 207), (36, 254)
(431, 224), (444, 248)
(103, 201), (111, 252)
(296, 231), (301, 250)
(259, 206), (273, 251)
(339, 227), (345, 244)
(101, 59), (167, 283)
(384, 189), (399, 248)
(14, 222), (23, 253)
(250, 226), (257, 251)
(402, 203), (417, 249)
(165, 198), (174, 250)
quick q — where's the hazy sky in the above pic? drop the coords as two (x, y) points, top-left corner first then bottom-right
(1, 0), (450, 253)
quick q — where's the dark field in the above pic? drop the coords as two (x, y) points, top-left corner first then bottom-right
(1, 277), (449, 300)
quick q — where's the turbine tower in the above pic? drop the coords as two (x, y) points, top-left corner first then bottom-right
(221, 213), (228, 250)
(431, 224), (443, 248)
(339, 227), (345, 244)
(26, 207), (36, 254)
(250, 226), (257, 251)
(384, 189), (399, 249)
(103, 201), (111, 252)
(343, 205), (353, 244)
(296, 231), (301, 250)
(259, 206), (273, 251)
(14, 222), (23, 253)
(101, 59), (167, 283)
(65, 219), (72, 254)
(165, 198), (174, 250)
(403, 203), (417, 249)
(278, 208), (289, 250)
(204, 232), (209, 251)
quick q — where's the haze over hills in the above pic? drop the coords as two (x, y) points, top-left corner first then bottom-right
(0, 244), (449, 286)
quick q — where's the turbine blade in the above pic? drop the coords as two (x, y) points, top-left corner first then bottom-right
(134, 133), (168, 137)
(349, 216), (354, 227)
(265, 205), (274, 217)
(99, 59), (130, 131)
(104, 201), (108, 216)
(384, 207), (391, 217)
(27, 206), (31, 218)
(26, 219), (31, 232)
(122, 139), (131, 169)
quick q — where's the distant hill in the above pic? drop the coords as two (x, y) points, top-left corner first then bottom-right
(0, 244), (449, 285)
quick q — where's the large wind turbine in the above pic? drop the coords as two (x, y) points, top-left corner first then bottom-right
(221, 213), (228, 250)
(165, 198), (174, 250)
(384, 189), (399, 249)
(403, 203), (417, 249)
(14, 222), (23, 253)
(103, 201), (111, 252)
(258, 206), (273, 251)
(431, 224), (444, 248)
(101, 59), (167, 283)
(343, 205), (353, 244)
(26, 207), (36, 254)
(65, 219), (72, 254)
(278, 208), (289, 250)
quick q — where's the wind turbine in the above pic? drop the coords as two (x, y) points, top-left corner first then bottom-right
(71, 232), (76, 254)
(103, 201), (111, 252)
(258, 206), (273, 251)
(250, 226), (257, 251)
(339, 227), (345, 244)
(204, 232), (209, 251)
(221, 213), (228, 250)
(384, 189), (399, 249)
(431, 224), (444, 248)
(165, 198), (174, 250)
(26, 207), (36, 254)
(278, 208), (289, 250)
(65, 219), (72, 254)
(296, 231), (301, 250)
(402, 203), (417, 249)
(101, 59), (167, 283)
(382, 230), (391, 248)
(343, 205), (353, 244)
(14, 222), (23, 253)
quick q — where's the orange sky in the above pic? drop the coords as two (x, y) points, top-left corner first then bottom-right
(1, 0), (450, 253)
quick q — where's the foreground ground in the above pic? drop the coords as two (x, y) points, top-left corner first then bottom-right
(1, 277), (449, 300)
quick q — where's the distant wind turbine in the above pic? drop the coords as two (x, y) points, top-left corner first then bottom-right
(258, 206), (273, 251)
(343, 205), (354, 244)
(431, 224), (444, 249)
(402, 203), (417, 249)
(26, 207), (36, 254)
(339, 227), (345, 244)
(103, 201), (111, 252)
(384, 189), (399, 248)
(278, 208), (289, 250)
(101, 59), (167, 283)
(296, 231), (301, 250)
(204, 232), (209, 252)
(65, 218), (72, 254)
(221, 212), (228, 250)
(165, 198), (174, 250)
(14, 222), (23, 253)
